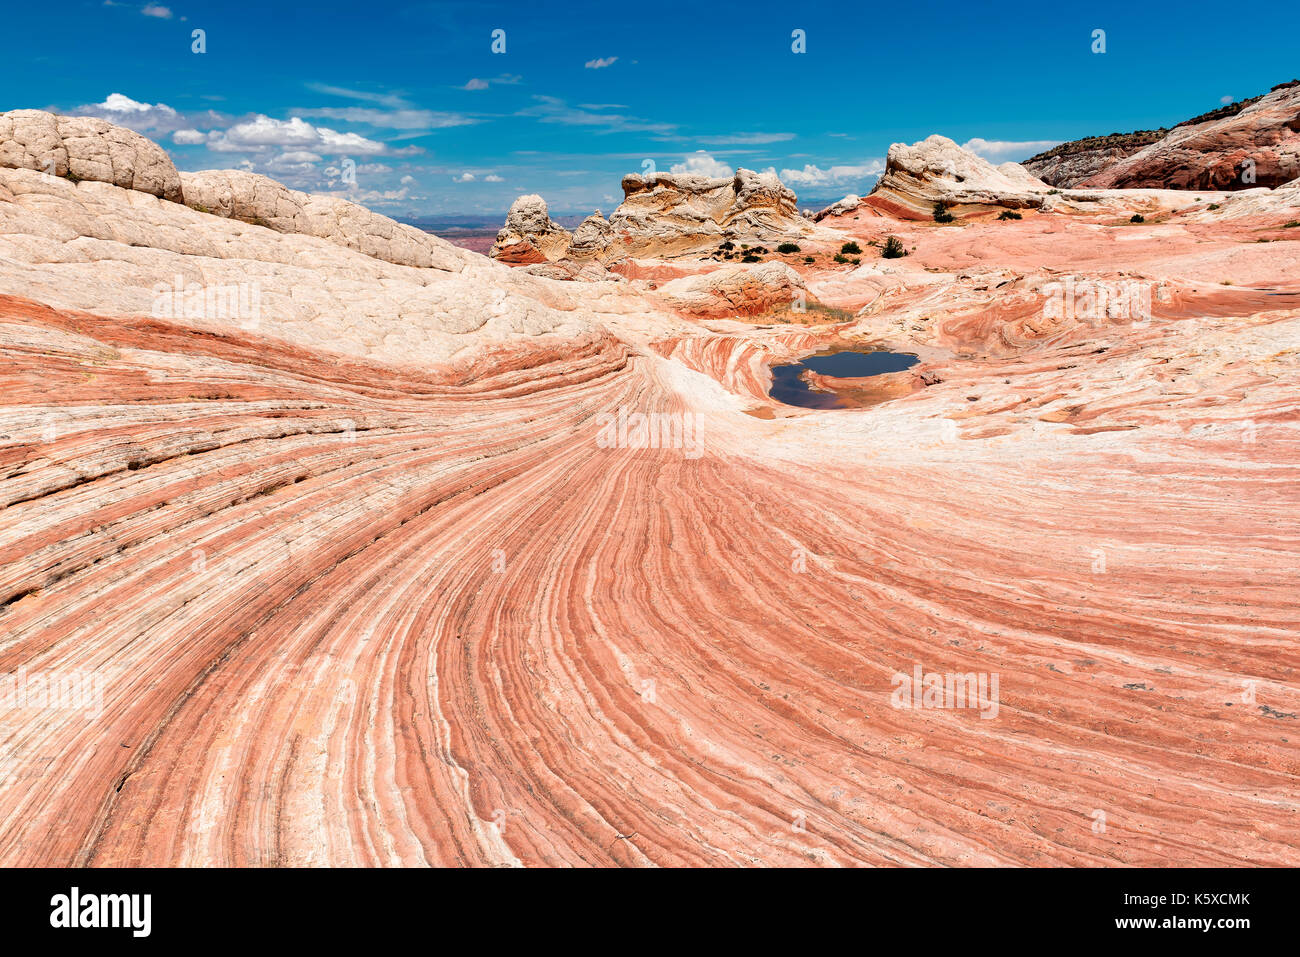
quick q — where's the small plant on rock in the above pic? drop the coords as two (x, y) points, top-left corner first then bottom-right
(777, 242), (801, 253)
(840, 241), (862, 255)
(881, 236), (908, 259)
(998, 210), (1022, 220)
(932, 201), (954, 224)
(1130, 214), (1145, 223)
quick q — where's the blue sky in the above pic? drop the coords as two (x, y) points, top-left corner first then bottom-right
(4, 0), (1298, 217)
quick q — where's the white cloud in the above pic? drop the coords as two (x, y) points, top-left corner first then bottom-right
(484, 174), (504, 182)
(1220, 95), (1234, 105)
(455, 172), (476, 182)
(670, 151), (734, 177)
(300, 107), (475, 130)
(70, 93), (192, 133)
(463, 78), (489, 91)
(520, 96), (675, 136)
(700, 132), (795, 145)
(95, 92), (174, 114)
(400, 175), (415, 185)
(276, 151), (322, 164)
(141, 4), (172, 18)
(212, 114), (388, 156)
(172, 128), (206, 144)
(774, 161), (884, 187)
(584, 56), (618, 70)
(959, 138), (1060, 162)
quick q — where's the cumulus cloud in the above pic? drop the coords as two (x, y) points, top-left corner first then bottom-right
(455, 172), (476, 182)
(584, 56), (618, 69)
(172, 129), (206, 144)
(484, 174), (504, 182)
(69, 93), (202, 134)
(774, 161), (884, 187)
(209, 114), (388, 156)
(959, 138), (1060, 162)
(463, 78), (489, 91)
(1220, 95), (1234, 105)
(276, 151), (322, 164)
(670, 151), (734, 177)
(141, 4), (172, 17)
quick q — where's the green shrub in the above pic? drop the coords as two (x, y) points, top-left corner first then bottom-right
(932, 201), (954, 223)
(881, 236), (908, 259)
(840, 241), (862, 254)
(803, 256), (814, 263)
(1284, 220), (1300, 228)
(1130, 214), (1145, 223)
(741, 254), (760, 263)
(851, 257), (860, 265)
(833, 253), (848, 263)
(998, 210), (1022, 220)
(777, 242), (801, 253)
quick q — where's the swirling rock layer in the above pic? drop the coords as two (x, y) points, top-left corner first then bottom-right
(1, 121), (1298, 868)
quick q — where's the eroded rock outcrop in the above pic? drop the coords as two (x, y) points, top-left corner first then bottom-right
(867, 135), (1051, 219)
(607, 168), (810, 257)
(655, 261), (813, 318)
(181, 169), (474, 272)
(490, 194), (573, 264)
(1024, 137), (1162, 188)
(813, 194), (863, 221)
(0, 109), (183, 203)
(494, 169), (818, 266)
(1081, 83), (1300, 190)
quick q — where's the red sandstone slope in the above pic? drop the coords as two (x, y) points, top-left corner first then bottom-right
(1081, 83), (1300, 190)
(1, 279), (1296, 866)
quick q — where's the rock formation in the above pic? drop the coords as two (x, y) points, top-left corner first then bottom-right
(492, 168), (820, 265)
(489, 193), (573, 264)
(1080, 83), (1300, 190)
(866, 135), (1051, 218)
(0, 108), (183, 203)
(654, 261), (812, 318)
(1023, 132), (1166, 188)
(1, 110), (1298, 871)
(814, 194), (863, 221)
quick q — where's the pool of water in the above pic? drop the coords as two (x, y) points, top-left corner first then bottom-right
(769, 348), (920, 409)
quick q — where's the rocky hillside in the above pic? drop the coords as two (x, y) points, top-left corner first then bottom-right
(1026, 79), (1300, 188)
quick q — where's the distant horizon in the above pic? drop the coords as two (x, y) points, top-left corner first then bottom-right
(4, 0), (1299, 219)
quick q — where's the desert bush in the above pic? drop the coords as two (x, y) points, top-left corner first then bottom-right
(1284, 220), (1300, 228)
(932, 202), (954, 224)
(881, 236), (908, 258)
(840, 241), (862, 254)
(998, 210), (1022, 220)
(1130, 214), (1145, 223)
(803, 256), (814, 263)
(833, 253), (848, 263)
(741, 254), (760, 263)
(777, 242), (801, 253)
